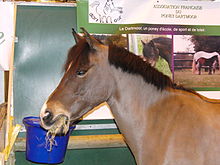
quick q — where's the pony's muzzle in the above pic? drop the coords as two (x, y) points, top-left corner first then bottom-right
(40, 109), (55, 128)
(42, 109), (53, 125)
(40, 109), (70, 135)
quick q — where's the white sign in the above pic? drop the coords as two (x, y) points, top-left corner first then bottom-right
(0, 2), (15, 71)
(89, 0), (220, 25)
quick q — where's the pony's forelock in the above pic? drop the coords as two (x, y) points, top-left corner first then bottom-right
(63, 39), (90, 72)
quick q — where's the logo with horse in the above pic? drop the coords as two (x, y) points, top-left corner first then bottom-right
(89, 0), (123, 24)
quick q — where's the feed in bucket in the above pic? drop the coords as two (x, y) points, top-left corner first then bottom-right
(45, 116), (70, 151)
(23, 116), (75, 164)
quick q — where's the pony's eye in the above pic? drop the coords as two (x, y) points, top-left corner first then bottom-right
(76, 70), (87, 77)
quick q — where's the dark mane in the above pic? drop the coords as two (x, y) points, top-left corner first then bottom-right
(108, 44), (173, 90)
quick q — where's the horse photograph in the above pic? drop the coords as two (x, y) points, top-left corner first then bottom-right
(192, 51), (220, 75)
(141, 37), (172, 71)
(40, 28), (220, 165)
(173, 35), (220, 89)
(128, 34), (172, 78)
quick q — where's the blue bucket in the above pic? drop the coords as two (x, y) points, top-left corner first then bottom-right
(23, 116), (75, 164)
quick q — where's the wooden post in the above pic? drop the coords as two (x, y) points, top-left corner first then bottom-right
(5, 4), (17, 162)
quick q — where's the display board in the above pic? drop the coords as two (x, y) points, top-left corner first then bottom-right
(77, 0), (220, 34)
(77, 0), (220, 91)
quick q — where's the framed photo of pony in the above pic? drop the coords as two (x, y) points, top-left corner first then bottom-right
(128, 34), (173, 78)
(173, 35), (220, 90)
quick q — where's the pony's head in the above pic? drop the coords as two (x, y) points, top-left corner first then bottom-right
(141, 40), (159, 67)
(40, 28), (115, 134)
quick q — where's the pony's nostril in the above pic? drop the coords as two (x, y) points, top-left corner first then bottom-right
(42, 110), (53, 124)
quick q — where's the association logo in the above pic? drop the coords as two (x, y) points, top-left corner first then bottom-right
(89, 0), (123, 24)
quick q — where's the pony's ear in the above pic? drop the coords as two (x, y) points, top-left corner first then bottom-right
(72, 28), (84, 43)
(80, 27), (101, 50)
(141, 40), (146, 46)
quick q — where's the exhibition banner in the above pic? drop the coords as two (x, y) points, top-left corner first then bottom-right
(77, 0), (220, 90)
(77, 0), (220, 35)
(0, 2), (16, 71)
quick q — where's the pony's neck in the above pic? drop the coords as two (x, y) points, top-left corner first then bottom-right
(108, 64), (167, 106)
(107, 65), (170, 157)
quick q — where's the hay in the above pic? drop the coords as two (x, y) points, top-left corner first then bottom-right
(45, 116), (69, 151)
(45, 131), (57, 151)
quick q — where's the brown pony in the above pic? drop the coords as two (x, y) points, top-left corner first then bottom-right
(192, 51), (220, 75)
(40, 28), (220, 165)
